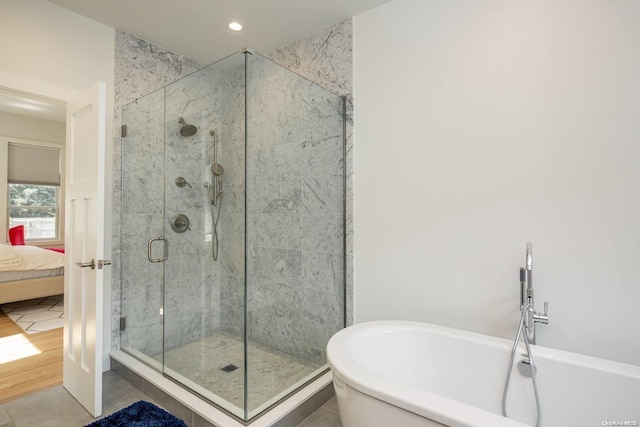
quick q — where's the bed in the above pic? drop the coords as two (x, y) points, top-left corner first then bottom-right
(0, 244), (64, 305)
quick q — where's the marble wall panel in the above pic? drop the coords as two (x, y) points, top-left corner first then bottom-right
(248, 179), (302, 215)
(267, 19), (353, 97)
(267, 19), (354, 328)
(243, 51), (346, 364)
(250, 214), (301, 250)
(301, 176), (344, 214)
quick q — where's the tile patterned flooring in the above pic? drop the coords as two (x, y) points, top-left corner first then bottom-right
(0, 295), (64, 334)
(0, 370), (342, 427)
(153, 332), (322, 413)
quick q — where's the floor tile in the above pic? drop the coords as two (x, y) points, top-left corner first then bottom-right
(2, 371), (162, 427)
(3, 386), (94, 427)
(0, 405), (12, 427)
(321, 397), (339, 415)
(297, 407), (343, 427)
(101, 371), (157, 417)
(2, 368), (342, 427)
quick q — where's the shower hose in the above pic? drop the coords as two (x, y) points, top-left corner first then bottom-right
(502, 307), (542, 427)
(210, 178), (222, 261)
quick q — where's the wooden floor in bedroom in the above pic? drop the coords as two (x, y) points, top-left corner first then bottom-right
(0, 311), (63, 404)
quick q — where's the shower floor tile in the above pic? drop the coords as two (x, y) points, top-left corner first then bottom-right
(154, 332), (322, 413)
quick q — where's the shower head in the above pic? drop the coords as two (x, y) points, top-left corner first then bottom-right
(211, 163), (224, 176)
(178, 117), (198, 137)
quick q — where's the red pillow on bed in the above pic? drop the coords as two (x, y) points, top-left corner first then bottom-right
(8, 225), (25, 246)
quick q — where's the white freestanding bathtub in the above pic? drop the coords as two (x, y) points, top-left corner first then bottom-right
(327, 321), (640, 427)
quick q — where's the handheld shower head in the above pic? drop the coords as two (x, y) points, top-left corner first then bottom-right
(178, 117), (198, 137)
(525, 242), (533, 271)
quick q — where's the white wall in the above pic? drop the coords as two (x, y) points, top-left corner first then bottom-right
(0, 111), (65, 144)
(354, 0), (640, 366)
(0, 0), (115, 369)
(0, 0), (115, 100)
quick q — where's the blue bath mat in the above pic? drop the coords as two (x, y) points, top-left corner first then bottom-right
(85, 401), (187, 427)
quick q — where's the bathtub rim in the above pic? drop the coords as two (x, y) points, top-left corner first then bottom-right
(327, 320), (527, 427)
(327, 320), (640, 427)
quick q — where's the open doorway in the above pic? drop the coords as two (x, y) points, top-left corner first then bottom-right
(0, 86), (66, 403)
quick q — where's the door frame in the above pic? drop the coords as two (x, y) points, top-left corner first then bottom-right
(0, 74), (113, 371)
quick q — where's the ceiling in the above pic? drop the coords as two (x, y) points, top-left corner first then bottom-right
(45, 0), (388, 66)
(2, 0), (387, 122)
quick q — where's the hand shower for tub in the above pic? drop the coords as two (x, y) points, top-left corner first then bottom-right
(502, 242), (548, 427)
(502, 305), (542, 427)
(207, 129), (224, 260)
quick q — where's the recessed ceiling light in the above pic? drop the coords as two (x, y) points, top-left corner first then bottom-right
(228, 22), (243, 31)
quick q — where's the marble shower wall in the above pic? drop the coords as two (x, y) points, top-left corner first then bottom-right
(242, 54), (345, 366)
(266, 19), (354, 327)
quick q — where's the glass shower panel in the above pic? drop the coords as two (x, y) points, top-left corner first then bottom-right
(120, 88), (166, 364)
(161, 52), (246, 418)
(245, 53), (345, 416)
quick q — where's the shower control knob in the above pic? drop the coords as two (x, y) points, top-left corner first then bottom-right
(170, 214), (191, 233)
(175, 177), (192, 188)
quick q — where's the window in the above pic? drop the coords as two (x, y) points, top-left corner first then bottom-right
(1, 138), (65, 243)
(8, 184), (59, 240)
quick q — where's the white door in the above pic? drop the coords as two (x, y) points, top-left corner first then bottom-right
(63, 82), (107, 418)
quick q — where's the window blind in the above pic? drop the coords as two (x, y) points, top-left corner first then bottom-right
(7, 143), (61, 186)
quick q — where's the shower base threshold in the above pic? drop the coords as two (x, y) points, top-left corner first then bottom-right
(110, 350), (334, 426)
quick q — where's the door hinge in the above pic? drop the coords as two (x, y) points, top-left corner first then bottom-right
(121, 124), (127, 137)
(119, 316), (127, 331)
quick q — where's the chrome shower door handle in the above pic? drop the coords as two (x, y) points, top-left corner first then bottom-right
(147, 237), (168, 263)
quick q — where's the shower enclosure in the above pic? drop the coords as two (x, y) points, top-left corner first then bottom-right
(119, 50), (345, 420)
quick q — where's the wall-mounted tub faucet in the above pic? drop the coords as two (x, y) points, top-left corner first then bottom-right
(521, 242), (549, 344)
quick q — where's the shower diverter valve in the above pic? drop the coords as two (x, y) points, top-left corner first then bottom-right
(170, 214), (191, 233)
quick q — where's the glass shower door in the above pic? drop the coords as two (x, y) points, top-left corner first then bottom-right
(119, 88), (166, 366)
(160, 52), (247, 418)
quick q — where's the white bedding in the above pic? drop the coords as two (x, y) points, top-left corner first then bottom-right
(0, 244), (65, 271)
